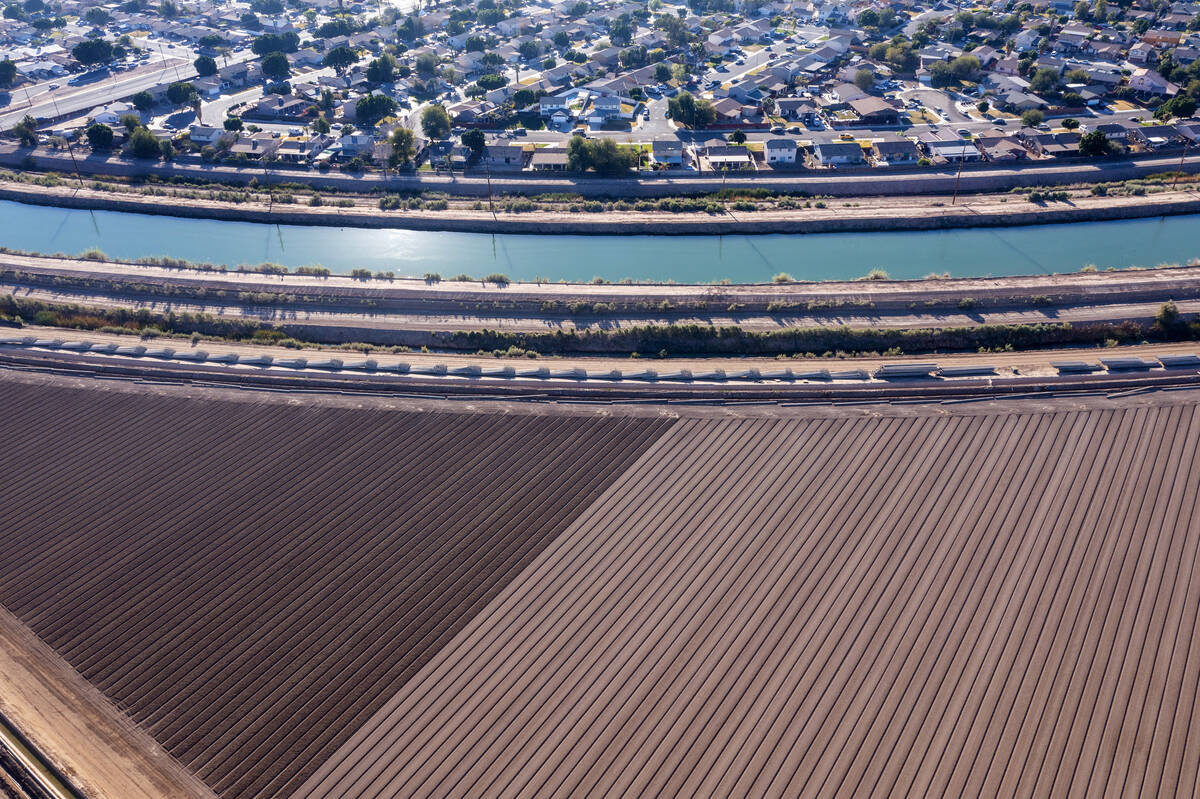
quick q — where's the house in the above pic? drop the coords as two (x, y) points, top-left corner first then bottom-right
(587, 94), (622, 124)
(764, 137), (797, 164)
(812, 140), (865, 166)
(1131, 123), (1185, 148)
(248, 94), (314, 121)
(484, 144), (527, 169)
(651, 139), (683, 165)
(88, 101), (135, 126)
(701, 145), (753, 170)
(1017, 130), (1082, 157)
(847, 97), (899, 126)
(228, 133), (281, 159)
(1129, 68), (1180, 96)
(333, 133), (375, 158)
(539, 95), (569, 117)
(187, 124), (227, 145)
(922, 137), (982, 162)
(828, 82), (867, 103)
(872, 138), (920, 165)
(1128, 42), (1156, 64)
(711, 97), (745, 123)
(274, 134), (334, 163)
(775, 97), (820, 124)
(973, 135), (1029, 161)
(529, 147), (568, 170)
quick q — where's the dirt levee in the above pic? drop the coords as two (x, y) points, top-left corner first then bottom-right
(0, 379), (671, 799)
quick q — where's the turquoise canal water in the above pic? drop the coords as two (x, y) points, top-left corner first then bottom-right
(0, 200), (1197, 282)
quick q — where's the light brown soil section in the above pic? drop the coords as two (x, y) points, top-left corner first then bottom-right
(0, 607), (216, 799)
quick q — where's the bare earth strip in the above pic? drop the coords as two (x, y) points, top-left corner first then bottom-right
(0, 607), (216, 799)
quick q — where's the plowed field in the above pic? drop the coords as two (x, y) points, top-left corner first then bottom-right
(0, 380), (671, 799)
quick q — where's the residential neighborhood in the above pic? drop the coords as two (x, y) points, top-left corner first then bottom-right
(1, 0), (1198, 177)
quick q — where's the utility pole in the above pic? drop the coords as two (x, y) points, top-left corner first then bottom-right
(950, 148), (965, 205)
(483, 145), (497, 220)
(1173, 136), (1191, 191)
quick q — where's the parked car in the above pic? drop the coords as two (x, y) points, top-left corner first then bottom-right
(770, 125), (785, 134)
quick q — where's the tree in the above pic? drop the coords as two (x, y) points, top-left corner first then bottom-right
(421, 104), (451, 138)
(194, 54), (217, 76)
(261, 51), (290, 81)
(1020, 108), (1044, 127)
(127, 127), (161, 158)
(366, 53), (396, 84)
(518, 40), (539, 60)
(1154, 300), (1187, 337)
(132, 90), (154, 111)
(241, 11), (260, 28)
(251, 32), (299, 55)
(159, 0), (178, 18)
(976, 100), (990, 114)
(667, 91), (716, 127)
(355, 93), (397, 125)
(476, 73), (507, 90)
(11, 115), (36, 146)
(729, 129), (746, 144)
(1079, 129), (1110, 156)
(1061, 117), (1079, 130)
(415, 52), (438, 78)
(72, 38), (114, 66)
(166, 81), (197, 106)
(853, 68), (874, 92)
(654, 62), (671, 83)
(1064, 68), (1090, 84)
(119, 113), (141, 132)
(542, 56), (556, 70)
(553, 31), (570, 48)
(83, 6), (109, 24)
(311, 115), (329, 134)
(1029, 67), (1059, 94)
(388, 127), (416, 166)
(566, 134), (634, 175)
(85, 122), (113, 149)
(0, 58), (15, 88)
(223, 116), (243, 131)
(461, 128), (485, 153)
(1156, 94), (1197, 121)
(323, 45), (358, 76)
(314, 18), (355, 39)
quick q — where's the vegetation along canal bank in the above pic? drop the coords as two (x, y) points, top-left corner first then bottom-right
(5, 251), (1200, 358)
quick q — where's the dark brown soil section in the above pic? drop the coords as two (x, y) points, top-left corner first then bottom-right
(0, 380), (671, 799)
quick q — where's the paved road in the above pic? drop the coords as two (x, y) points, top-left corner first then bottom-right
(1, 54), (196, 129)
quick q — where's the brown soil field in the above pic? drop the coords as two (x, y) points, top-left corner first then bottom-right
(0, 378), (671, 799)
(305, 399), (1200, 799)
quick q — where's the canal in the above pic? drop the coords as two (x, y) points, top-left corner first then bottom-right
(0, 200), (1197, 282)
